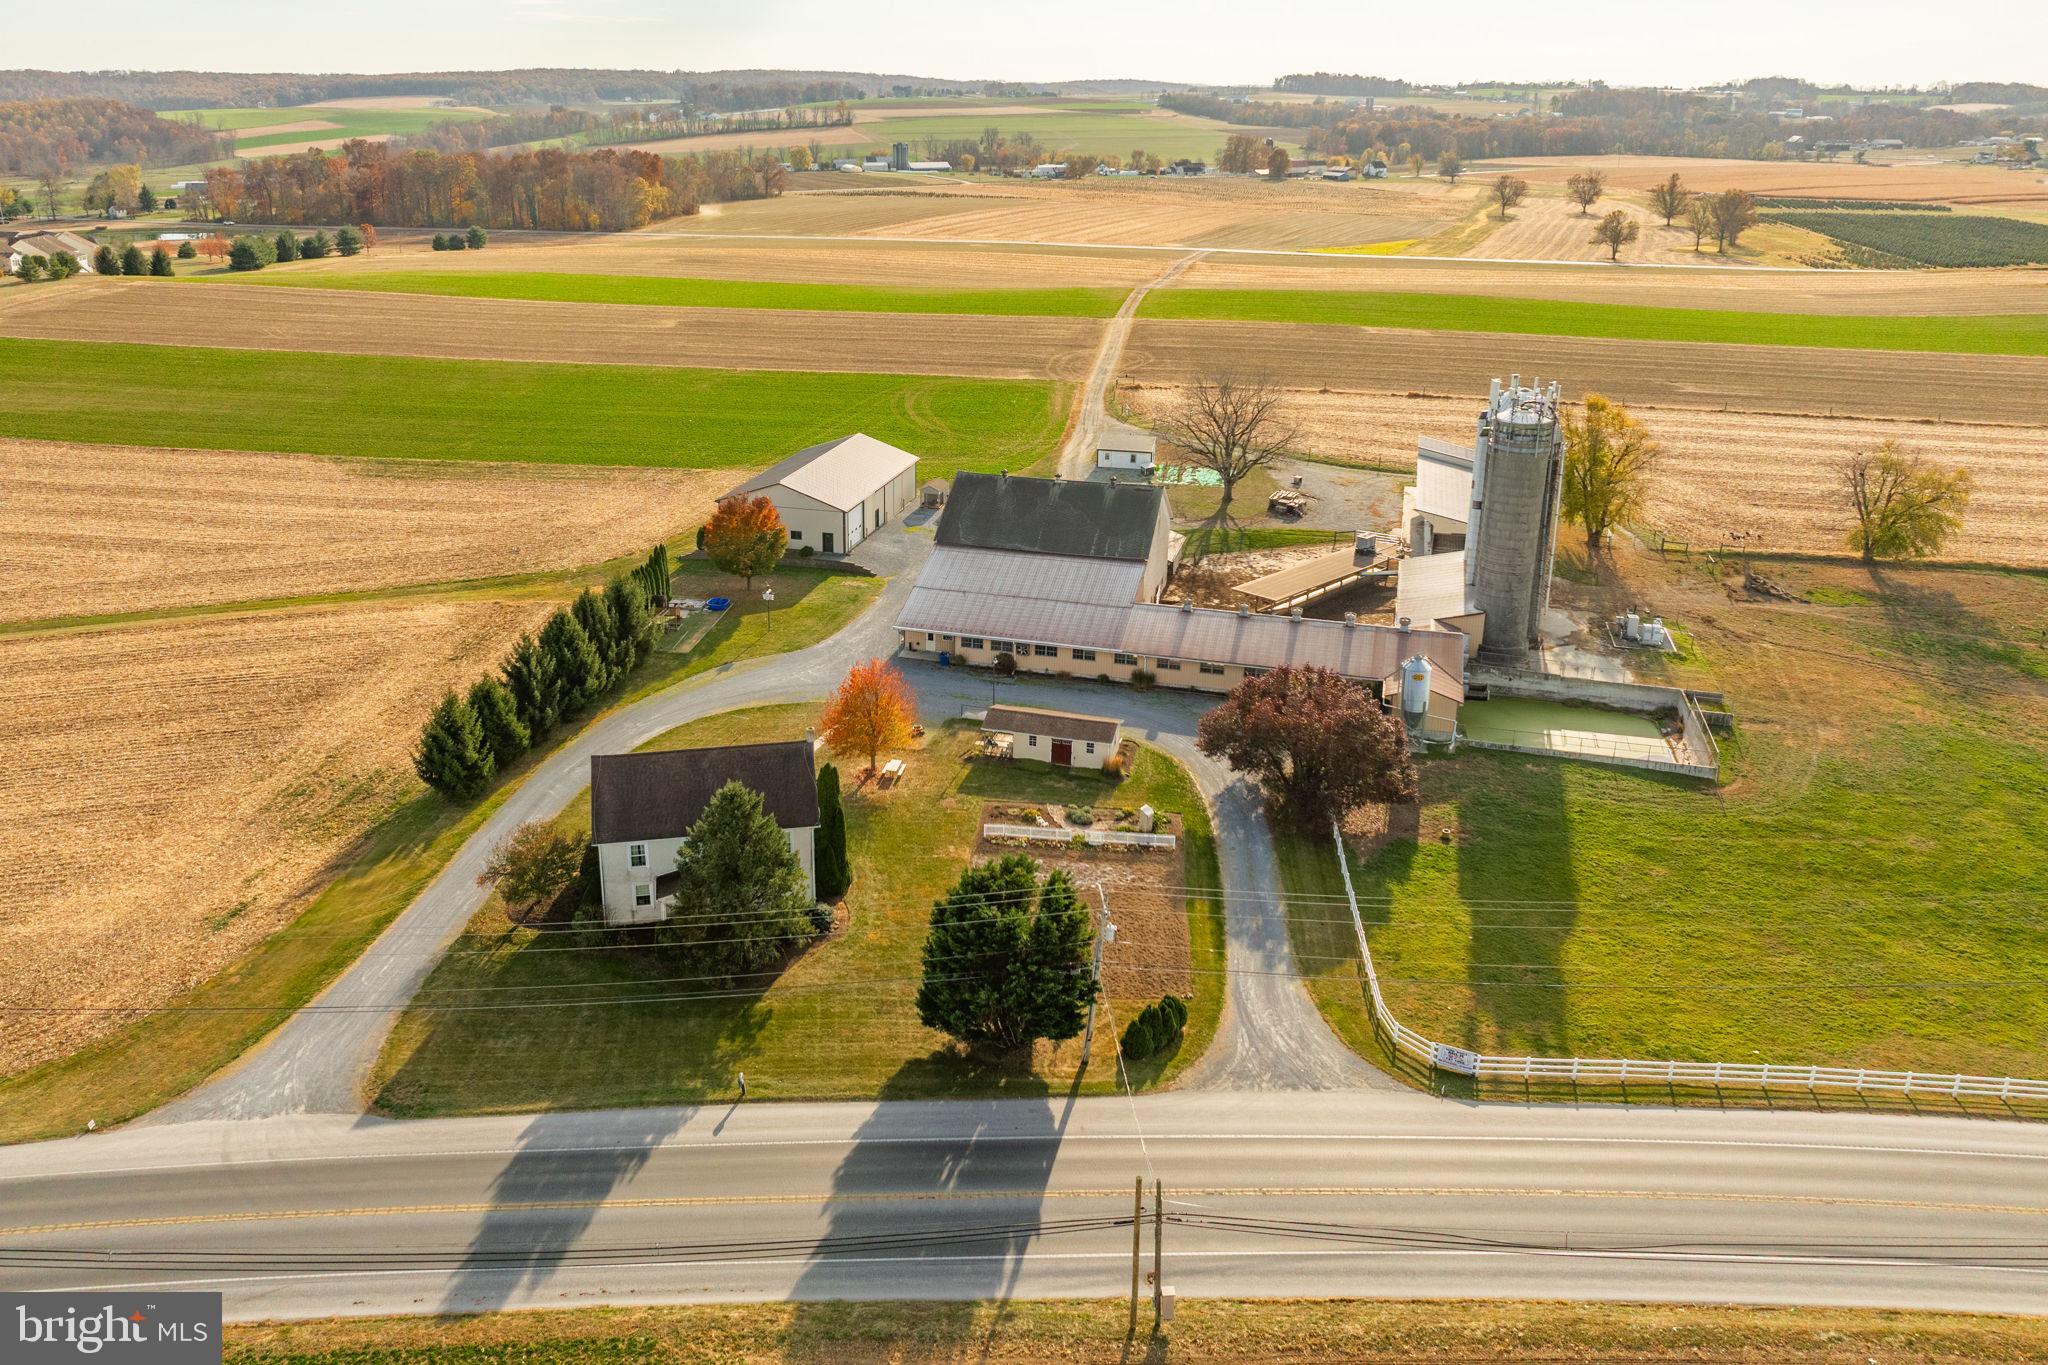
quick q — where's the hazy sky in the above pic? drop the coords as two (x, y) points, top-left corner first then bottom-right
(13, 0), (2045, 89)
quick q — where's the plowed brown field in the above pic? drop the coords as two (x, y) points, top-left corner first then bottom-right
(0, 440), (729, 624)
(1120, 381), (2048, 566)
(1468, 154), (2048, 208)
(0, 281), (1104, 381)
(0, 596), (557, 1074)
(1121, 319), (2048, 426)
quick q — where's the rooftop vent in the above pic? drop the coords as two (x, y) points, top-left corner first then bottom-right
(1180, 599), (1194, 614)
(1343, 612), (1357, 628)
(1237, 603), (1250, 617)
(1398, 616), (1411, 629)
(1290, 608), (1303, 622)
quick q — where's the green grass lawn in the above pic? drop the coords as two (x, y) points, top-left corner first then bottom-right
(1179, 525), (1348, 559)
(166, 104), (494, 148)
(0, 337), (1068, 478)
(223, 1298), (2048, 1364)
(1139, 287), (2048, 357)
(232, 270), (1130, 318)
(0, 567), (878, 1146)
(1275, 562), (2048, 1091)
(371, 711), (1221, 1114)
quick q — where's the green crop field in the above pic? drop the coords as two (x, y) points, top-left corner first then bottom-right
(1140, 286), (2048, 356)
(1765, 211), (2048, 268)
(166, 103), (495, 150)
(0, 338), (1067, 477)
(235, 270), (1129, 317)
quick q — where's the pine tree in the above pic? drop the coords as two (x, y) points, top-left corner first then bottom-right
(603, 575), (652, 668)
(466, 675), (530, 770)
(92, 245), (119, 276)
(335, 226), (362, 256)
(175, 241), (196, 259)
(431, 233), (450, 251)
(119, 243), (145, 275)
(659, 780), (815, 972)
(539, 608), (605, 714)
(915, 855), (1096, 1054)
(413, 691), (494, 799)
(149, 246), (172, 276)
(501, 633), (560, 738)
(814, 762), (851, 900)
(465, 225), (488, 249)
(273, 231), (299, 262)
(571, 589), (622, 688)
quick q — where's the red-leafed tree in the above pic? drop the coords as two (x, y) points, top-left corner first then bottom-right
(821, 658), (916, 777)
(1196, 665), (1417, 826)
(702, 494), (788, 588)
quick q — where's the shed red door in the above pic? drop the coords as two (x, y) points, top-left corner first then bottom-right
(1051, 739), (1073, 766)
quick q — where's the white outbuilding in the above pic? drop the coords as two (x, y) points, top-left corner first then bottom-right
(725, 433), (919, 556)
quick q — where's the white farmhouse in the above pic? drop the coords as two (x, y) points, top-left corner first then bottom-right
(589, 740), (820, 925)
(725, 433), (919, 556)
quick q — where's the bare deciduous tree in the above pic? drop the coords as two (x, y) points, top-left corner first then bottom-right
(1649, 172), (1689, 225)
(1158, 372), (1299, 509)
(1489, 174), (1529, 219)
(1684, 196), (1716, 251)
(1565, 169), (1606, 215)
(1590, 209), (1641, 261)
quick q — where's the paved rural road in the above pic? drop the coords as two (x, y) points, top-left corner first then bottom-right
(7, 1093), (2046, 1320)
(1055, 249), (1206, 479)
(153, 523), (1369, 1124)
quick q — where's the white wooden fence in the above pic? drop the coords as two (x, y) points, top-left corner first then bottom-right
(1329, 823), (2048, 1103)
(984, 823), (1176, 849)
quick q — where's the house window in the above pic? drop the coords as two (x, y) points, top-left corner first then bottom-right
(632, 883), (653, 907)
(1085, 741), (1097, 754)
(1155, 658), (1182, 671)
(959, 637), (985, 649)
(1028, 734), (1039, 747)
(627, 843), (647, 869)
(1244, 666), (1268, 678)
(1033, 643), (1058, 657)
(1114, 652), (1138, 666)
(789, 530), (802, 541)
(1198, 661), (1227, 676)
(1072, 648), (1096, 661)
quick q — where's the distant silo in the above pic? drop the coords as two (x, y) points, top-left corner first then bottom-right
(1463, 375), (1564, 662)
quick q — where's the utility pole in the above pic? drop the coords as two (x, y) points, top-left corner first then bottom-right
(1080, 888), (1113, 1057)
(1152, 1179), (1164, 1331)
(1128, 1175), (1143, 1339)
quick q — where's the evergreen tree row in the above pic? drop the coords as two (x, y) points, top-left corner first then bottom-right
(431, 227), (489, 251)
(413, 545), (668, 800)
(92, 242), (173, 276)
(1120, 994), (1188, 1061)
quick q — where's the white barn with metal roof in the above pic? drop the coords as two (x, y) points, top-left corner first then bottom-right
(725, 433), (918, 556)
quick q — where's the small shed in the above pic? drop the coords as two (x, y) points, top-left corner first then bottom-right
(982, 705), (1122, 769)
(922, 479), (948, 508)
(1095, 422), (1157, 475)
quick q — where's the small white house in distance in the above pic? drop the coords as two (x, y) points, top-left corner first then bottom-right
(1032, 163), (1067, 179)
(589, 740), (821, 925)
(983, 705), (1122, 769)
(724, 433), (919, 556)
(1095, 422), (1157, 475)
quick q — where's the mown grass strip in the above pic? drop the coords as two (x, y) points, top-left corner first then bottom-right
(1139, 286), (2048, 357)
(0, 338), (1069, 478)
(234, 270), (1131, 318)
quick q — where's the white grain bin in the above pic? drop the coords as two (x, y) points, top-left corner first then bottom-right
(1399, 654), (1433, 719)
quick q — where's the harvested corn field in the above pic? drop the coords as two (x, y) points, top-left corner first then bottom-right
(0, 279), (1102, 381)
(0, 440), (729, 624)
(0, 595), (557, 1074)
(1119, 382), (2048, 567)
(1121, 319), (2048, 426)
(1463, 194), (1749, 267)
(1468, 154), (2048, 208)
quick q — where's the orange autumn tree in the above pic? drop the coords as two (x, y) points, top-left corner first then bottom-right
(702, 494), (788, 588)
(821, 659), (916, 777)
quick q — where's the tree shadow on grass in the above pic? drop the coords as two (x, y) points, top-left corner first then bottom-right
(785, 1058), (1080, 1361)
(1453, 759), (1579, 1057)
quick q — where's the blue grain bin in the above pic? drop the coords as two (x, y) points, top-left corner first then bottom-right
(938, 651), (952, 667)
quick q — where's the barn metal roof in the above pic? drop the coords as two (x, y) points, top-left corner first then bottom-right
(727, 433), (918, 512)
(1395, 550), (1478, 631)
(1413, 437), (1475, 524)
(1123, 605), (1466, 685)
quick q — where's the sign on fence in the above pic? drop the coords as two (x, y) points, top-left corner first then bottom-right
(1431, 1043), (1480, 1076)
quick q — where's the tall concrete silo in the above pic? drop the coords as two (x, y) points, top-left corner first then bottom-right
(1463, 376), (1564, 663)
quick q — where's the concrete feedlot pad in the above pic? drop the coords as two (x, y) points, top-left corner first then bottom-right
(0, 282), (1105, 383)
(1121, 319), (2048, 427)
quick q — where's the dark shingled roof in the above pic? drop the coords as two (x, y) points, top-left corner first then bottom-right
(590, 741), (820, 846)
(982, 705), (1122, 745)
(937, 472), (1164, 562)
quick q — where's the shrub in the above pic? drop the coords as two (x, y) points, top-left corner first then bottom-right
(273, 231), (299, 263)
(993, 651), (1017, 676)
(1120, 995), (1189, 1061)
(227, 235), (274, 271)
(431, 234), (449, 251)
(335, 226), (362, 256)
(148, 246), (172, 276)
(1101, 752), (1127, 778)
(1064, 805), (1095, 826)
(466, 225), (488, 250)
(815, 762), (851, 900)
(797, 544), (817, 558)
(1130, 668), (1156, 690)
(92, 245), (119, 276)
(175, 240), (196, 259)
(447, 234), (468, 251)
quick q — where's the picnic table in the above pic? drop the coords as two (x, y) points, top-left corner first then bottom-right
(880, 758), (907, 785)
